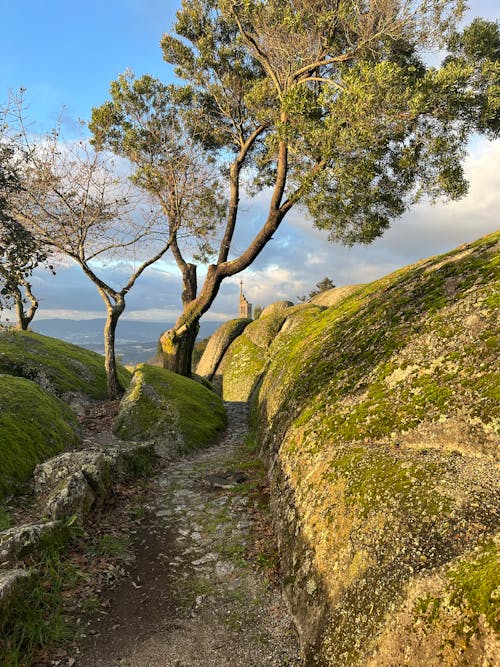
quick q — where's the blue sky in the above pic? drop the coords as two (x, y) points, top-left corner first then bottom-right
(1, 1), (499, 324)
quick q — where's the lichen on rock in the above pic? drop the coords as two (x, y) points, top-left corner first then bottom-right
(252, 231), (500, 666)
(196, 318), (252, 380)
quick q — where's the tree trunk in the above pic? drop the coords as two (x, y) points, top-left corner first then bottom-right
(103, 300), (125, 398)
(159, 261), (200, 376)
(13, 283), (38, 331)
(160, 315), (200, 376)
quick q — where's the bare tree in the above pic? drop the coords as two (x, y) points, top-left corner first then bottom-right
(8, 102), (175, 397)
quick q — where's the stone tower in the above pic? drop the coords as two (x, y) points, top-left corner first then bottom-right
(239, 280), (253, 319)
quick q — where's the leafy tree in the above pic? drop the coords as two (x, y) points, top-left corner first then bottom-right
(0, 143), (52, 330)
(90, 72), (227, 374)
(91, 1), (500, 376)
(309, 277), (336, 298)
(8, 104), (175, 397)
(297, 276), (336, 302)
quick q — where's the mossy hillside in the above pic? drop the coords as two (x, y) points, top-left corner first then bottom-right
(218, 335), (266, 402)
(257, 232), (500, 457)
(254, 232), (500, 665)
(0, 375), (81, 497)
(113, 364), (226, 455)
(0, 330), (131, 399)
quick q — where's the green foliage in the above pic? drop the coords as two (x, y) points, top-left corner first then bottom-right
(307, 277), (335, 300)
(0, 375), (80, 497)
(94, 533), (131, 559)
(114, 363), (226, 454)
(0, 330), (131, 399)
(90, 70), (227, 253)
(91, 1), (498, 374)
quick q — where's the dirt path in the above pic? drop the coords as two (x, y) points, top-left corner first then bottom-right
(73, 401), (301, 667)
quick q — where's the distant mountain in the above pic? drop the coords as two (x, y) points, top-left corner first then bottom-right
(31, 318), (222, 365)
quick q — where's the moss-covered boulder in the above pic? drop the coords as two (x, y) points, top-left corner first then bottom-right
(196, 318), (251, 380)
(0, 375), (81, 497)
(217, 334), (266, 401)
(215, 303), (323, 402)
(259, 300), (294, 318)
(113, 364), (226, 456)
(0, 330), (131, 400)
(254, 232), (500, 666)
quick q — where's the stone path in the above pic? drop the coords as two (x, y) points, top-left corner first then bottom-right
(74, 402), (301, 666)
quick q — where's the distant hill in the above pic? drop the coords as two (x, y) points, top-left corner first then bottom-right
(30, 319), (221, 365)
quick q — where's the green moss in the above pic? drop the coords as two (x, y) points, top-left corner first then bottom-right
(113, 364), (226, 454)
(0, 330), (131, 399)
(447, 540), (500, 632)
(244, 310), (288, 349)
(0, 375), (81, 497)
(327, 446), (450, 518)
(220, 335), (266, 401)
(259, 231), (499, 451)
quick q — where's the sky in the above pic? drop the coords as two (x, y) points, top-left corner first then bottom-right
(1, 1), (499, 326)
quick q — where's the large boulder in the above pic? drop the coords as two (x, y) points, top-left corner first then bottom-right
(0, 569), (31, 630)
(0, 375), (81, 497)
(215, 303), (323, 402)
(196, 318), (251, 380)
(113, 364), (226, 457)
(254, 232), (500, 666)
(0, 330), (131, 401)
(259, 300), (294, 319)
(33, 443), (157, 522)
(34, 451), (112, 500)
(217, 335), (266, 402)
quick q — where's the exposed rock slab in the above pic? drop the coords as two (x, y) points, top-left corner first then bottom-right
(0, 521), (67, 563)
(196, 318), (251, 380)
(254, 232), (500, 666)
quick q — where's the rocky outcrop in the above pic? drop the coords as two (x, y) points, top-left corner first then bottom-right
(0, 375), (81, 497)
(259, 300), (294, 318)
(32, 442), (156, 523)
(211, 303), (323, 402)
(252, 232), (499, 666)
(113, 364), (226, 457)
(0, 569), (31, 628)
(0, 521), (68, 564)
(196, 318), (251, 380)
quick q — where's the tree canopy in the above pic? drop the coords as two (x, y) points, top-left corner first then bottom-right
(90, 0), (500, 375)
(0, 142), (52, 330)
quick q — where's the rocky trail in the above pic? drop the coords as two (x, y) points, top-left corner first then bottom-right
(59, 401), (300, 667)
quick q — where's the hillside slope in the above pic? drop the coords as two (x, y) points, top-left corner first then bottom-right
(0, 331), (131, 400)
(225, 232), (499, 666)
